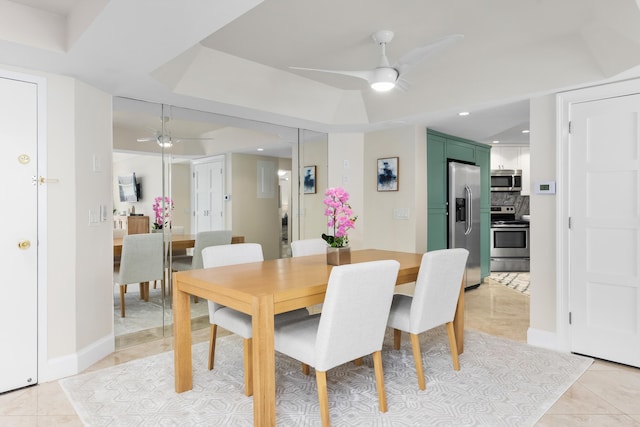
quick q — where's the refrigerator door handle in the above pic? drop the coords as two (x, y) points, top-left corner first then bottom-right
(465, 185), (473, 235)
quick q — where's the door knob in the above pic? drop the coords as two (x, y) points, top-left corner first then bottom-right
(18, 240), (31, 250)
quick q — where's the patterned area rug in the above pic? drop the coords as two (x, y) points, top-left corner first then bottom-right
(60, 327), (591, 426)
(113, 286), (208, 336)
(489, 272), (531, 295)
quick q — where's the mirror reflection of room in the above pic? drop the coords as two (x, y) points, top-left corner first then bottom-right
(112, 97), (328, 349)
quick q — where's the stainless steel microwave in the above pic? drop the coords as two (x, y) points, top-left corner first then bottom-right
(491, 169), (522, 192)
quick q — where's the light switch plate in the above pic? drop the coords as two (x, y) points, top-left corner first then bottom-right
(393, 208), (410, 220)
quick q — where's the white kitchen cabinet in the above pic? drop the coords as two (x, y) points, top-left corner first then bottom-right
(491, 146), (521, 170)
(491, 145), (530, 195)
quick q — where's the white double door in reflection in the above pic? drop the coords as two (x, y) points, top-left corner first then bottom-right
(193, 156), (224, 232)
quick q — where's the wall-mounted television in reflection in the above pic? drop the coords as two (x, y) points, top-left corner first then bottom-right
(118, 172), (141, 202)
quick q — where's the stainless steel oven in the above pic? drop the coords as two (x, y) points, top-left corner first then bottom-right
(490, 206), (530, 271)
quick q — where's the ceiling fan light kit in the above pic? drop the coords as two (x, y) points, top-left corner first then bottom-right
(156, 135), (173, 148)
(370, 67), (398, 91)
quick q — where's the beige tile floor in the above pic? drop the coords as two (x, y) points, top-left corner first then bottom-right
(1, 280), (639, 426)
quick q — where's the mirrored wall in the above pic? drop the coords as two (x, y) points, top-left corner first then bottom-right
(112, 97), (328, 348)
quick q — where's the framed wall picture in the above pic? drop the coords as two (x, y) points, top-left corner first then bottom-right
(377, 157), (399, 191)
(303, 165), (316, 194)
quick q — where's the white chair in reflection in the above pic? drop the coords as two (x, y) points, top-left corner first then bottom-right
(386, 248), (469, 390)
(290, 238), (327, 257)
(172, 230), (232, 301)
(291, 238), (328, 314)
(274, 260), (400, 427)
(201, 243), (309, 396)
(113, 233), (165, 318)
(172, 230), (232, 272)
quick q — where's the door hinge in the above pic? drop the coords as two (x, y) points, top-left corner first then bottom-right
(569, 312), (572, 325)
(568, 121), (572, 134)
(568, 217), (572, 229)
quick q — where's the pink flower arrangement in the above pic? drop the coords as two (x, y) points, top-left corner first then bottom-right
(152, 196), (174, 229)
(322, 187), (357, 247)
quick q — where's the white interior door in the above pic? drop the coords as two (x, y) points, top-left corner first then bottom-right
(0, 76), (39, 392)
(569, 94), (640, 367)
(193, 158), (224, 233)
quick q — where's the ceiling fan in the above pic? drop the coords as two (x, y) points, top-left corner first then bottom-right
(290, 30), (464, 92)
(136, 113), (216, 148)
(136, 131), (215, 148)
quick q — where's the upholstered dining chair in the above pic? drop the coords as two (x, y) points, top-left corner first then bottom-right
(171, 230), (232, 302)
(291, 238), (328, 314)
(113, 233), (165, 318)
(290, 238), (327, 257)
(172, 230), (232, 272)
(201, 243), (309, 396)
(274, 260), (400, 427)
(386, 248), (469, 390)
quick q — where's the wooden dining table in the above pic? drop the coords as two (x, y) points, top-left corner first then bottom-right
(113, 234), (245, 257)
(172, 249), (465, 427)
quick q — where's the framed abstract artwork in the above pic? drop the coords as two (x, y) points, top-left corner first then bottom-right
(303, 165), (316, 194)
(377, 157), (398, 191)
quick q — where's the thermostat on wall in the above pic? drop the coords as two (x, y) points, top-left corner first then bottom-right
(534, 181), (556, 194)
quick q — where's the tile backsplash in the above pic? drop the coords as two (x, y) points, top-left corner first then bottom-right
(491, 193), (529, 218)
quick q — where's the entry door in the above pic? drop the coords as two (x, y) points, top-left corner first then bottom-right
(569, 94), (640, 367)
(193, 158), (224, 233)
(0, 76), (39, 392)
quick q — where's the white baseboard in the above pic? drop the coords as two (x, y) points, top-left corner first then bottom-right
(527, 327), (560, 351)
(39, 333), (114, 383)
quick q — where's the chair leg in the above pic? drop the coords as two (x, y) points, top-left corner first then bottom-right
(410, 333), (426, 390)
(193, 296), (199, 303)
(207, 324), (217, 371)
(302, 363), (310, 375)
(446, 321), (461, 371)
(119, 286), (126, 318)
(243, 338), (253, 397)
(393, 328), (402, 350)
(372, 350), (388, 413)
(354, 357), (363, 366)
(315, 370), (330, 427)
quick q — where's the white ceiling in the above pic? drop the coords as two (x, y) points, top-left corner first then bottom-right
(4, 0), (640, 154)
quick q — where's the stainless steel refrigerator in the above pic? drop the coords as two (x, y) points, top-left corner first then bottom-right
(448, 161), (481, 288)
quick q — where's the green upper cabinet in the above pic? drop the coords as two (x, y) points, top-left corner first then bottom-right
(426, 133), (447, 208)
(426, 129), (492, 279)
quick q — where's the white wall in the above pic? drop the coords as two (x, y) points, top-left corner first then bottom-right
(230, 153), (281, 260)
(300, 137), (328, 240)
(74, 80), (114, 353)
(528, 95), (558, 336)
(113, 155), (191, 230)
(363, 126), (428, 253)
(327, 133), (364, 249)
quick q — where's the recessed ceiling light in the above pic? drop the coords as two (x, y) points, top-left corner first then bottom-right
(522, 129), (530, 134)
(257, 148), (264, 151)
(458, 111), (470, 116)
(492, 140), (500, 144)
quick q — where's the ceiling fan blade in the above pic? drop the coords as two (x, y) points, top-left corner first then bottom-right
(174, 137), (215, 142)
(395, 78), (411, 92)
(136, 137), (156, 142)
(393, 34), (464, 75)
(290, 66), (374, 83)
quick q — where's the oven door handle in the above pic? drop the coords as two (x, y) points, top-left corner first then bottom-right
(465, 185), (472, 235)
